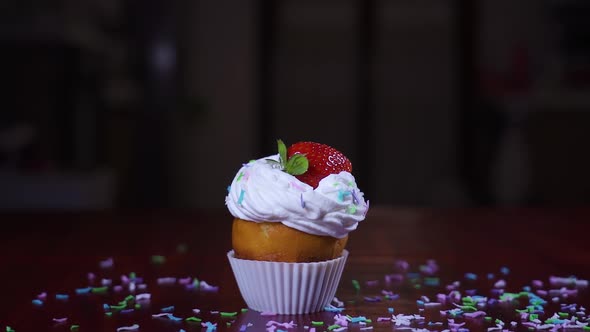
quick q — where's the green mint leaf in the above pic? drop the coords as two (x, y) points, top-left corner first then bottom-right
(277, 139), (287, 168)
(285, 154), (308, 175)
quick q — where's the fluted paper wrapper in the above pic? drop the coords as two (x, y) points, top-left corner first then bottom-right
(227, 250), (348, 314)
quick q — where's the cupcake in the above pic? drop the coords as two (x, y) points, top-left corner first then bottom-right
(226, 140), (369, 314)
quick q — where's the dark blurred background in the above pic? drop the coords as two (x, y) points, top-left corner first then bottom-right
(1, 0), (590, 210)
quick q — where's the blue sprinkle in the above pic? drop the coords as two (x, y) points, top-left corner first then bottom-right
(239, 325), (247, 332)
(464, 273), (477, 280)
(76, 287), (92, 295)
(103, 304), (110, 311)
(500, 266), (510, 275)
(388, 308), (395, 313)
(324, 305), (344, 313)
(416, 300), (425, 307)
(161, 306), (175, 313)
(32, 299), (43, 306)
(227, 185), (231, 192)
(237, 189), (245, 205)
(180, 330), (186, 332)
(168, 314), (183, 322)
(487, 273), (495, 280)
(522, 285), (532, 292)
(56, 294), (69, 300)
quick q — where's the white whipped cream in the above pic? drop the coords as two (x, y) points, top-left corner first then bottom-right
(225, 154), (368, 238)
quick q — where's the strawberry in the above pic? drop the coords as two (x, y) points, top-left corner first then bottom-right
(287, 141), (352, 188)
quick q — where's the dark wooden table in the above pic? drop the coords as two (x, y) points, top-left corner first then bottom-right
(1, 207), (590, 332)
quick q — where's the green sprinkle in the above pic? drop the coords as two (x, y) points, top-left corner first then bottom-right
(495, 319), (503, 325)
(134, 304), (141, 309)
(118, 301), (127, 306)
(414, 284), (422, 289)
(460, 305), (477, 312)
(484, 317), (492, 322)
(328, 324), (341, 330)
(365, 319), (372, 323)
(236, 172), (244, 182)
(311, 321), (324, 326)
(105, 312), (113, 317)
(125, 295), (135, 302)
(6, 327), (15, 332)
(226, 322), (231, 327)
(129, 272), (136, 279)
(516, 309), (528, 314)
(558, 312), (569, 318)
(352, 280), (360, 292)
(346, 205), (357, 214)
(220, 312), (238, 318)
(193, 278), (200, 288)
(91, 286), (108, 294)
(70, 325), (80, 331)
(529, 314), (539, 321)
(151, 255), (166, 264)
(110, 304), (126, 310)
(241, 308), (248, 313)
(185, 317), (202, 322)
(583, 326), (590, 331)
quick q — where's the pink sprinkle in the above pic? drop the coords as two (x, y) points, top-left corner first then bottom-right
(157, 277), (177, 285)
(99, 257), (114, 269)
(121, 275), (130, 285)
(290, 181), (306, 191)
(260, 311), (276, 316)
(87, 272), (96, 281)
(310, 329), (316, 332)
(53, 317), (68, 323)
(37, 292), (47, 300)
(113, 285), (123, 292)
(377, 317), (391, 322)
(192, 309), (201, 314)
(366, 280), (379, 287)
(266, 320), (296, 328)
(178, 277), (192, 285)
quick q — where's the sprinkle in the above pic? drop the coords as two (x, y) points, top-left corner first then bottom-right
(91, 286), (108, 294)
(464, 273), (477, 281)
(6, 327), (15, 332)
(53, 318), (68, 324)
(202, 322), (217, 332)
(101, 278), (112, 286)
(75, 287), (92, 295)
(178, 277), (192, 285)
(99, 257), (114, 269)
(116, 324), (139, 331)
(157, 277), (177, 285)
(365, 296), (381, 302)
(192, 309), (201, 314)
(500, 267), (510, 275)
(186, 317), (202, 322)
(311, 321), (324, 326)
(377, 317), (391, 322)
(151, 255), (166, 264)
(236, 172), (244, 182)
(239, 325), (248, 332)
(70, 325), (80, 331)
(36, 292), (47, 300)
(261, 311), (277, 316)
(220, 312), (238, 318)
(238, 189), (246, 205)
(200, 280), (219, 292)
(32, 299), (43, 306)
(121, 309), (134, 314)
(324, 305), (344, 313)
(161, 306), (175, 312)
(241, 308), (248, 312)
(136, 293), (151, 301)
(110, 304), (126, 310)
(328, 324), (341, 330)
(56, 293), (69, 300)
(332, 297), (344, 308)
(113, 285), (123, 292)
(347, 205), (357, 214)
(352, 280), (361, 292)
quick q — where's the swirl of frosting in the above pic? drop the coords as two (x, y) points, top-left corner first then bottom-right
(225, 154), (368, 238)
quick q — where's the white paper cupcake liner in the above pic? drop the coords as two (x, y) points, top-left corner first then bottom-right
(227, 250), (348, 314)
